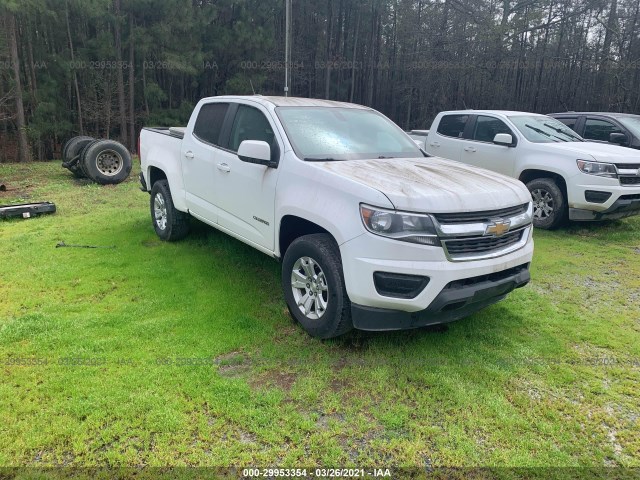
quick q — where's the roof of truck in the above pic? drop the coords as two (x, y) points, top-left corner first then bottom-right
(439, 110), (546, 117)
(208, 95), (370, 109)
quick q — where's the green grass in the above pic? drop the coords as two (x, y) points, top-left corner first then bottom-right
(1, 161), (639, 471)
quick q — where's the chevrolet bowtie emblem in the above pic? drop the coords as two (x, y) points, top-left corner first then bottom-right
(485, 220), (511, 237)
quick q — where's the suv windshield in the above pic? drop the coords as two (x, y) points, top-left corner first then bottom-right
(276, 107), (423, 161)
(618, 116), (640, 138)
(509, 115), (583, 143)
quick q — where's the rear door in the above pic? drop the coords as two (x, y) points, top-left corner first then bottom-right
(458, 114), (518, 176)
(428, 114), (470, 161)
(181, 102), (230, 222)
(213, 102), (281, 251)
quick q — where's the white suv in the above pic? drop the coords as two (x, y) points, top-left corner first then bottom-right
(426, 110), (640, 229)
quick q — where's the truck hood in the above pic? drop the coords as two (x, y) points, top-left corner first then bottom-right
(535, 142), (640, 164)
(317, 157), (531, 213)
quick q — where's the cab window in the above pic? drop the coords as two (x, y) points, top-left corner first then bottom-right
(437, 115), (469, 138)
(556, 117), (578, 131)
(229, 105), (277, 153)
(583, 118), (623, 142)
(193, 103), (229, 146)
(472, 116), (514, 143)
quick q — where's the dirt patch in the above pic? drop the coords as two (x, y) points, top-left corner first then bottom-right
(249, 370), (297, 392)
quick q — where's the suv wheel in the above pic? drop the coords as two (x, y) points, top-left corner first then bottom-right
(282, 234), (353, 339)
(526, 178), (567, 229)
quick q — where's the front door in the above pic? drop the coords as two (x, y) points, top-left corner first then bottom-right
(459, 115), (517, 176)
(213, 103), (281, 251)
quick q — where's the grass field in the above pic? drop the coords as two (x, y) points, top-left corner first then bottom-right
(1, 161), (639, 473)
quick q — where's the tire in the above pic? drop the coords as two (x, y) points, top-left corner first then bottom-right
(62, 136), (94, 178)
(526, 178), (567, 229)
(281, 234), (353, 339)
(150, 180), (190, 241)
(81, 139), (132, 185)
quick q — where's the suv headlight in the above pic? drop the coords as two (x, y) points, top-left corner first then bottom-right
(577, 159), (618, 178)
(360, 204), (441, 246)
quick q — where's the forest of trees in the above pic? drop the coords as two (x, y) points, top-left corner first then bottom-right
(0, 0), (639, 162)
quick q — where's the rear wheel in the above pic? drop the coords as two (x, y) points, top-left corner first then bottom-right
(282, 234), (353, 339)
(150, 180), (190, 241)
(526, 178), (567, 229)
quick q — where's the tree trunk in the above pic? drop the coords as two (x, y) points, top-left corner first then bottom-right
(128, 12), (135, 152)
(7, 11), (31, 163)
(66, 1), (84, 135)
(113, 0), (128, 146)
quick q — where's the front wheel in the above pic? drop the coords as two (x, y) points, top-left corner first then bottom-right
(526, 178), (567, 229)
(150, 180), (190, 241)
(282, 234), (353, 339)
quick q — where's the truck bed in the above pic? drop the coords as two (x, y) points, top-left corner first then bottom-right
(144, 126), (186, 140)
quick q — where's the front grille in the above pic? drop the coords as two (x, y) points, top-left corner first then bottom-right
(620, 176), (640, 185)
(620, 194), (640, 200)
(433, 203), (528, 224)
(444, 229), (524, 258)
(616, 163), (640, 170)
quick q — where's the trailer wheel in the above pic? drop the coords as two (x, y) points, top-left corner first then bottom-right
(81, 139), (132, 185)
(62, 136), (94, 178)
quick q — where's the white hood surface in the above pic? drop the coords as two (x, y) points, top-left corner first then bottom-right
(318, 157), (531, 213)
(537, 142), (640, 164)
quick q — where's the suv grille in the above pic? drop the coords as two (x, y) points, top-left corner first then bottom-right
(443, 229), (524, 258)
(616, 163), (640, 170)
(434, 203), (528, 224)
(620, 176), (640, 185)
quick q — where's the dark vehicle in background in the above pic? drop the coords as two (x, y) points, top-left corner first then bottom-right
(548, 112), (640, 150)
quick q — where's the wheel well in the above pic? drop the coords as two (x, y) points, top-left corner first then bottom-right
(148, 166), (167, 187)
(519, 169), (568, 201)
(279, 216), (332, 257)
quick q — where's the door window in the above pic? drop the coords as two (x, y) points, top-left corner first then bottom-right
(193, 103), (229, 145)
(437, 115), (469, 138)
(556, 117), (578, 131)
(472, 116), (514, 143)
(229, 105), (277, 153)
(583, 119), (623, 142)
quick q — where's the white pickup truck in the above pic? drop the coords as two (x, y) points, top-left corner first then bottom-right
(139, 96), (534, 338)
(425, 110), (640, 229)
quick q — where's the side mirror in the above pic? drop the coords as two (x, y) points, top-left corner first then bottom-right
(493, 133), (513, 147)
(609, 133), (628, 145)
(237, 140), (275, 167)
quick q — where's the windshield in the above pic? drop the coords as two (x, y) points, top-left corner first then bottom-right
(276, 106), (423, 161)
(509, 115), (584, 143)
(618, 116), (640, 138)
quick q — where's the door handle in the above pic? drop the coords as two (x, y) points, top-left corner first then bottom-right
(429, 142), (440, 147)
(184, 151), (194, 159)
(464, 146), (477, 153)
(216, 162), (231, 172)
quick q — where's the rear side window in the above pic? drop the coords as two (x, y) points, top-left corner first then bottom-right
(229, 105), (276, 152)
(583, 119), (623, 142)
(193, 103), (229, 145)
(472, 116), (514, 143)
(556, 117), (578, 130)
(437, 115), (469, 138)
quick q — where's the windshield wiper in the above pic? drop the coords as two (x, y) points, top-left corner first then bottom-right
(524, 124), (563, 142)
(304, 157), (341, 162)
(543, 122), (582, 141)
(377, 155), (395, 159)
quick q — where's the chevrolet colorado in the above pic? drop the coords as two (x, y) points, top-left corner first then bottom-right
(139, 96), (534, 338)
(425, 110), (640, 229)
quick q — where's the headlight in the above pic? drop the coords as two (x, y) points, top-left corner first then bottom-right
(576, 159), (618, 178)
(360, 204), (441, 246)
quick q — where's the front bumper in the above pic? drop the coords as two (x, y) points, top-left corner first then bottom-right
(340, 230), (534, 314)
(570, 194), (640, 221)
(352, 263), (530, 331)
